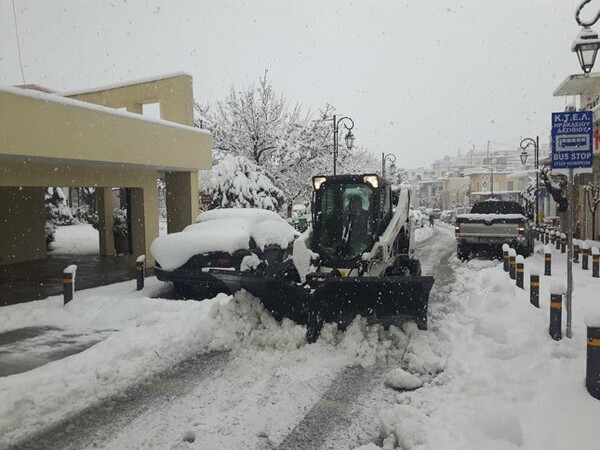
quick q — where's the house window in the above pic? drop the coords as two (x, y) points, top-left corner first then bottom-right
(507, 181), (514, 190)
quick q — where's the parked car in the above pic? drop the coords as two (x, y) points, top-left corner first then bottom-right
(151, 208), (300, 297)
(454, 200), (532, 260)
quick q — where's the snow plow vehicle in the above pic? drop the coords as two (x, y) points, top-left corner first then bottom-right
(210, 174), (435, 342)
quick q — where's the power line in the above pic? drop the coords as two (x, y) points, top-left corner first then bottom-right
(12, 0), (26, 84)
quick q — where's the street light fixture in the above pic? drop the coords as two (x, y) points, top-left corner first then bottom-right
(328, 114), (355, 175)
(520, 136), (540, 225)
(573, 1), (600, 73)
(381, 152), (396, 179)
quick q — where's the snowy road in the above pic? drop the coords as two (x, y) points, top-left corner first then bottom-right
(9, 226), (458, 450)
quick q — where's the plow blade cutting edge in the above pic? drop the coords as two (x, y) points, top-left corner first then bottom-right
(210, 270), (435, 341)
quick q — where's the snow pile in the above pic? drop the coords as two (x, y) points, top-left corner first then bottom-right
(384, 368), (423, 390)
(0, 280), (228, 444)
(151, 208), (299, 271)
(208, 290), (307, 352)
(376, 247), (600, 450)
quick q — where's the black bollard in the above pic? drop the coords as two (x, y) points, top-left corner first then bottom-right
(544, 247), (552, 276)
(549, 292), (563, 341)
(530, 273), (540, 308)
(582, 245), (590, 271)
(593, 248), (599, 278)
(574, 241), (580, 264)
(560, 234), (566, 254)
(502, 244), (510, 272)
(136, 255), (146, 291)
(63, 264), (77, 305)
(586, 324), (600, 400)
(555, 232), (561, 251)
(509, 250), (517, 280)
(545, 231), (550, 245)
(516, 256), (525, 289)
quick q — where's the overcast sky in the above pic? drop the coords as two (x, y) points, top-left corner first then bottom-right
(0, 0), (588, 168)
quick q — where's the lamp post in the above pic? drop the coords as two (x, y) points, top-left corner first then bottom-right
(520, 136), (540, 225)
(573, 1), (600, 73)
(329, 114), (355, 175)
(382, 152), (396, 179)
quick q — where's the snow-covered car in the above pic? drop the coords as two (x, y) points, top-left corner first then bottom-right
(151, 208), (300, 297)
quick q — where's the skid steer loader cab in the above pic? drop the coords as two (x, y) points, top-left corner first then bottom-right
(312, 174), (392, 267)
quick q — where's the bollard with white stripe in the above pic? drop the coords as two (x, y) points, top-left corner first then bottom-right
(136, 255), (146, 291)
(560, 233), (566, 253)
(529, 266), (540, 308)
(544, 244), (552, 276)
(502, 243), (510, 272)
(509, 248), (517, 280)
(582, 241), (590, 271)
(592, 247), (599, 278)
(63, 264), (77, 305)
(574, 239), (580, 264)
(545, 229), (550, 245)
(550, 230), (556, 246)
(516, 255), (525, 289)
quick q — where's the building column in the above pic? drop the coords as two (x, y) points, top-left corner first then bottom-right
(165, 171), (198, 234)
(0, 187), (45, 265)
(129, 182), (159, 267)
(96, 187), (115, 256)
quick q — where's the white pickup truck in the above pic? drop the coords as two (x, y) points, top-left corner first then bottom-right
(454, 200), (533, 260)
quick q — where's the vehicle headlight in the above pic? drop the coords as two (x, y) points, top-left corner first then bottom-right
(363, 175), (379, 189)
(313, 176), (327, 190)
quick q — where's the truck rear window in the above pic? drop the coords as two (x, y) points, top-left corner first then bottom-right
(470, 201), (525, 215)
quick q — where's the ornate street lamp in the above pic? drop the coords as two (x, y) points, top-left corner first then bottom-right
(573, 1), (600, 73)
(520, 136), (540, 225)
(382, 152), (396, 179)
(328, 114), (355, 175)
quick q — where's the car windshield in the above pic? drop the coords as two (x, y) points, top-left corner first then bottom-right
(317, 183), (374, 260)
(470, 201), (525, 215)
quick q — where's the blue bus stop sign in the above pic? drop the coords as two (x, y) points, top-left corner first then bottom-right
(551, 111), (594, 171)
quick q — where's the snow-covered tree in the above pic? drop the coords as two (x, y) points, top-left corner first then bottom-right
(195, 73), (378, 208)
(198, 154), (285, 212)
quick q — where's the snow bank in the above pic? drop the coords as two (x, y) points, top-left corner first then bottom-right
(377, 245), (600, 450)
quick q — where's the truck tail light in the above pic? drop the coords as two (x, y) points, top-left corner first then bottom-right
(455, 225), (460, 235)
(517, 226), (525, 236)
(215, 252), (232, 267)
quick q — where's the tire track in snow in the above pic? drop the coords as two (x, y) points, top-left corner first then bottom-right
(272, 226), (459, 450)
(9, 351), (228, 450)
(274, 365), (385, 450)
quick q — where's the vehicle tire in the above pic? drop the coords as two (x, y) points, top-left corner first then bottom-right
(457, 243), (470, 261)
(518, 244), (531, 258)
(416, 315), (428, 331)
(405, 259), (422, 276)
(173, 282), (193, 298)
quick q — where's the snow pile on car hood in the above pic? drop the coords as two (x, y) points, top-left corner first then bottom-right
(151, 208), (299, 271)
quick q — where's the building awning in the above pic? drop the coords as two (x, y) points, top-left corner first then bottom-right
(0, 85), (212, 172)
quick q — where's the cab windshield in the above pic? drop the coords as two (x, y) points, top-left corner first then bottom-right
(316, 183), (374, 260)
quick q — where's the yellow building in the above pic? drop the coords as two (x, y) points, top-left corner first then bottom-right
(0, 73), (212, 267)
